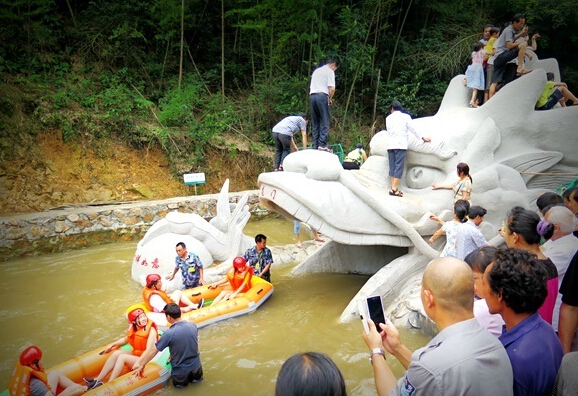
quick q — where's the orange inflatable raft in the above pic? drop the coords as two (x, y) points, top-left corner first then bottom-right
(3, 343), (171, 396)
(137, 275), (274, 330)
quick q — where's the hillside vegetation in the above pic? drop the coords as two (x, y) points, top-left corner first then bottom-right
(1, 0), (576, 214)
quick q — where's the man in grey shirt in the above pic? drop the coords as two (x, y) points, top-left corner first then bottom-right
(271, 113), (307, 171)
(489, 13), (529, 98)
(456, 205), (488, 260)
(362, 257), (513, 396)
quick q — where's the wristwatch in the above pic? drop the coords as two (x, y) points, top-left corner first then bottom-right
(369, 348), (385, 365)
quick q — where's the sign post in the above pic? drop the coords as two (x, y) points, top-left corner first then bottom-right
(183, 172), (206, 195)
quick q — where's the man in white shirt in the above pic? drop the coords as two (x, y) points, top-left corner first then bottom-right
(542, 205), (578, 331)
(309, 60), (337, 151)
(385, 100), (430, 197)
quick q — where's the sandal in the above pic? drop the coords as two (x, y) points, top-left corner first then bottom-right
(469, 101), (478, 108)
(314, 238), (325, 242)
(515, 69), (532, 77)
(389, 189), (403, 197)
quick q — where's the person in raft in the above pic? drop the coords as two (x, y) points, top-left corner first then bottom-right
(133, 303), (203, 388)
(209, 256), (253, 304)
(142, 274), (203, 314)
(8, 346), (88, 396)
(82, 307), (158, 390)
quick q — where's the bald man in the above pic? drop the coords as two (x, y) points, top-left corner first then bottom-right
(362, 257), (513, 396)
(542, 205), (578, 332)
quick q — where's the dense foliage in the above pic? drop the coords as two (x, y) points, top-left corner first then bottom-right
(1, 0), (576, 170)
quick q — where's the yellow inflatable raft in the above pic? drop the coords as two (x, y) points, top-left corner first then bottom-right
(3, 343), (170, 396)
(137, 275), (274, 330)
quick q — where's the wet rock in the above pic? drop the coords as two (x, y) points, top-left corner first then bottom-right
(143, 211), (155, 223)
(98, 217), (113, 227)
(29, 225), (50, 238)
(67, 213), (80, 222)
(74, 218), (93, 230)
(4, 227), (26, 240)
(120, 216), (140, 226)
(54, 221), (70, 233)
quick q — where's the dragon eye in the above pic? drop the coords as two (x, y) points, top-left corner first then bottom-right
(405, 166), (445, 189)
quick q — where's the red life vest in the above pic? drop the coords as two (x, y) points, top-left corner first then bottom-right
(226, 266), (253, 293)
(8, 363), (50, 396)
(126, 320), (158, 356)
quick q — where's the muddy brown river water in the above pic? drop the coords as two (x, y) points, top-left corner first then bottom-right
(0, 217), (430, 395)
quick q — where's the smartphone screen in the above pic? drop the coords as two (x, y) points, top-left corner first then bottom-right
(366, 295), (386, 330)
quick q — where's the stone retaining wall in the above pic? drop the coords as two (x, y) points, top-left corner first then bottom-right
(0, 191), (265, 261)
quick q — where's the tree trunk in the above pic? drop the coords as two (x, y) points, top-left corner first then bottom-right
(64, 0), (77, 28)
(178, 0), (184, 91)
(221, 0), (225, 98)
(372, 68), (381, 127)
(387, 0), (413, 85)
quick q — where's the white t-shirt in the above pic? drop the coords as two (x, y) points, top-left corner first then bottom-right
(150, 294), (169, 312)
(309, 65), (335, 95)
(385, 110), (421, 150)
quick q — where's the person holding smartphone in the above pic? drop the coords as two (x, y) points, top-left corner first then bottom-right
(362, 257), (513, 396)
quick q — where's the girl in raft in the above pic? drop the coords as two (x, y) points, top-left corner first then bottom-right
(9, 346), (87, 396)
(209, 256), (253, 304)
(82, 307), (158, 390)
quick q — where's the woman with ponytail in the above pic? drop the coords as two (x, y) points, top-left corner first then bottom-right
(432, 162), (473, 204)
(429, 199), (470, 258)
(502, 206), (557, 324)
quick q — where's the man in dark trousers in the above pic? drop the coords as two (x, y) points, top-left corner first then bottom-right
(133, 303), (203, 388)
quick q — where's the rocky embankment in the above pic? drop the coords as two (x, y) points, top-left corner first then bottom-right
(0, 191), (266, 261)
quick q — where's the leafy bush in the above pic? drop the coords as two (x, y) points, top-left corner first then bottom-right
(157, 78), (204, 126)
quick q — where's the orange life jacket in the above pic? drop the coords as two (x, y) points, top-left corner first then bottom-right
(142, 287), (173, 312)
(126, 320), (158, 356)
(8, 363), (50, 396)
(226, 266), (253, 293)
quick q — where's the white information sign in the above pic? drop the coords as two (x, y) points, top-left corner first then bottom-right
(183, 172), (206, 185)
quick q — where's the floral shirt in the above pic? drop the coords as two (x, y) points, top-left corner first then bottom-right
(441, 221), (460, 258)
(244, 246), (273, 282)
(175, 252), (204, 289)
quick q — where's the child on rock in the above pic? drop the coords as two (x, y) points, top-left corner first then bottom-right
(465, 42), (486, 107)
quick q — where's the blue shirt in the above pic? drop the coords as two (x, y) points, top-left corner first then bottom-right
(456, 221), (487, 260)
(499, 312), (563, 396)
(175, 252), (203, 289)
(244, 246), (273, 281)
(156, 320), (201, 376)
